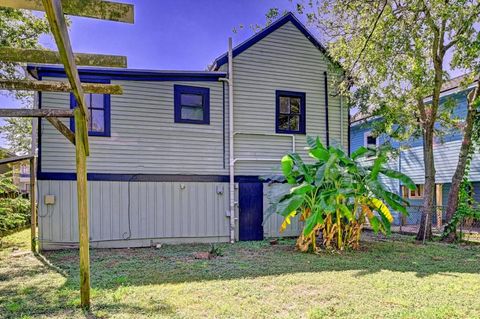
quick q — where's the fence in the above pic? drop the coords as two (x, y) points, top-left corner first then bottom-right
(391, 205), (480, 242)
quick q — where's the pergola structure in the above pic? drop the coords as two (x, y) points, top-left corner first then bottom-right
(0, 0), (135, 309)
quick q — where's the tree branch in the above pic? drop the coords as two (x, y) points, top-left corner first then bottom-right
(349, 0), (387, 74)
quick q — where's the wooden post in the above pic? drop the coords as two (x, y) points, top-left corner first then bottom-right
(436, 184), (443, 227)
(30, 157), (36, 252)
(74, 108), (90, 309)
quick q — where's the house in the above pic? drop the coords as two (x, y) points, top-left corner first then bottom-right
(29, 13), (348, 250)
(350, 74), (480, 225)
(0, 148), (30, 195)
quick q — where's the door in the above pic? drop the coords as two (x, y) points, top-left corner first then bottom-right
(239, 182), (264, 241)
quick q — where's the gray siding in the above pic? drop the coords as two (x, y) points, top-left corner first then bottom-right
(262, 184), (302, 238)
(38, 180), (230, 249)
(41, 80), (227, 175)
(222, 21), (348, 175)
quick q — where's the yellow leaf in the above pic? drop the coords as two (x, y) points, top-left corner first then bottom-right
(369, 198), (393, 223)
(280, 211), (296, 232)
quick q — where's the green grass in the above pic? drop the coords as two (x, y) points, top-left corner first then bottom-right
(1, 230), (480, 318)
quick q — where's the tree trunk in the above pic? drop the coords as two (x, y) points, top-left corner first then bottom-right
(443, 84), (480, 242)
(416, 124), (435, 241)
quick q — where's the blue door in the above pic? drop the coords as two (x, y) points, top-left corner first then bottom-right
(239, 182), (264, 241)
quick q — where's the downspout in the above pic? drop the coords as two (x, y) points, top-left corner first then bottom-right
(348, 113), (351, 156)
(340, 95), (344, 149)
(218, 38), (235, 243)
(324, 71), (330, 147)
(227, 38), (235, 243)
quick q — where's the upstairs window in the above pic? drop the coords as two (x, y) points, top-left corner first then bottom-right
(174, 85), (210, 124)
(70, 80), (111, 137)
(364, 131), (378, 149)
(276, 90), (306, 134)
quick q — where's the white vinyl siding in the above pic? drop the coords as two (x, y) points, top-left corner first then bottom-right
(221, 21), (347, 175)
(40, 80), (226, 174)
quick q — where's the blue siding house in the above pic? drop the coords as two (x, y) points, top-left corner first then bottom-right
(350, 75), (480, 225)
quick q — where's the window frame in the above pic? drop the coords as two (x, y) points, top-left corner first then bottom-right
(174, 84), (210, 125)
(275, 90), (306, 134)
(364, 131), (379, 148)
(70, 78), (111, 137)
(409, 184), (424, 199)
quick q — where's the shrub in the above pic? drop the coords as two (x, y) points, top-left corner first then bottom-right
(0, 172), (31, 235)
(265, 137), (415, 251)
(0, 197), (31, 234)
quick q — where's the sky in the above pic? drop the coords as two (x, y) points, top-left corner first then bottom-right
(0, 0), (300, 147)
(0, 0), (467, 149)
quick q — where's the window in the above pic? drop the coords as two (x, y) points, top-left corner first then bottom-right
(276, 90), (306, 134)
(174, 85), (210, 124)
(364, 131), (378, 148)
(409, 184), (424, 199)
(70, 81), (110, 137)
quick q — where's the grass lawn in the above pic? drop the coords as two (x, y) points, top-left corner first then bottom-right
(1, 230), (480, 318)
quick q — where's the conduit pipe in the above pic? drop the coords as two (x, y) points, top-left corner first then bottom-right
(227, 38), (235, 243)
(218, 38), (235, 243)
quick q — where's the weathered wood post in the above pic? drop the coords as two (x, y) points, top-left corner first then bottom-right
(74, 108), (90, 308)
(30, 157), (36, 252)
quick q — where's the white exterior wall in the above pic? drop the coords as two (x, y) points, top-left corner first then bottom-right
(222, 21), (348, 175)
(40, 80), (227, 174)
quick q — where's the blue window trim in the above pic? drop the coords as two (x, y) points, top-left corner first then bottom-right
(70, 78), (111, 137)
(174, 84), (210, 125)
(275, 90), (306, 134)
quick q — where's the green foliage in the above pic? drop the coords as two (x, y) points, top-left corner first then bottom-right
(443, 128), (480, 240)
(265, 137), (414, 251)
(0, 173), (30, 235)
(269, 1), (480, 240)
(0, 8), (48, 153)
(0, 117), (32, 155)
(0, 7), (49, 100)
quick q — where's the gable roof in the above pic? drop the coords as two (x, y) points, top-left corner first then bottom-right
(212, 12), (334, 70)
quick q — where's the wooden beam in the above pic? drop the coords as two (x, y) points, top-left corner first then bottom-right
(0, 48), (127, 68)
(74, 107), (91, 309)
(30, 157), (36, 252)
(1, 0), (134, 23)
(42, 0), (89, 153)
(0, 80), (123, 95)
(46, 117), (75, 145)
(0, 108), (74, 118)
(0, 155), (33, 165)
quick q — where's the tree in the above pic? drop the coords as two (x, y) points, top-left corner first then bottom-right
(0, 8), (49, 154)
(269, 1), (480, 241)
(443, 79), (480, 241)
(0, 117), (32, 155)
(265, 137), (414, 251)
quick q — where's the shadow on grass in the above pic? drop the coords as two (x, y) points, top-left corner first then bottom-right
(2, 232), (480, 318)
(40, 234), (480, 291)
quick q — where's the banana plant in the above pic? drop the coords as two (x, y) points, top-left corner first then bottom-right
(265, 136), (416, 251)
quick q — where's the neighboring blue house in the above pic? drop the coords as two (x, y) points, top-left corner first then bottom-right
(350, 74), (480, 225)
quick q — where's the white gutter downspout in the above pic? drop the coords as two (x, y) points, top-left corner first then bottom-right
(227, 38), (235, 243)
(340, 95), (344, 147)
